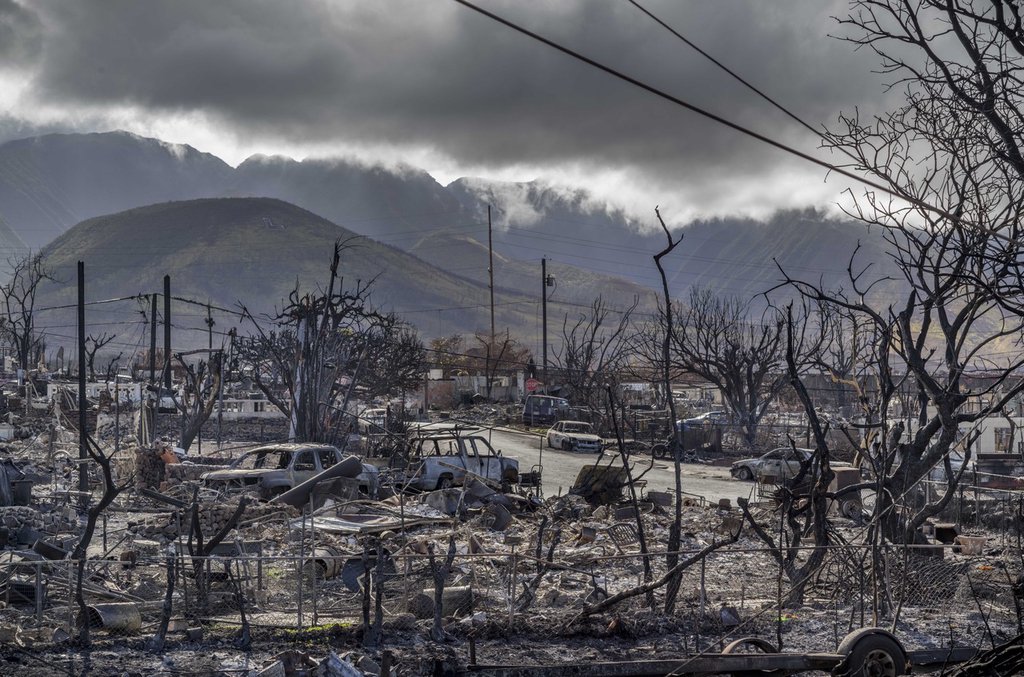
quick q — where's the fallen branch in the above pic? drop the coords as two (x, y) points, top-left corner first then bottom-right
(572, 522), (741, 620)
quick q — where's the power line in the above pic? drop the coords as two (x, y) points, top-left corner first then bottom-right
(451, 0), (962, 225)
(626, 0), (822, 139)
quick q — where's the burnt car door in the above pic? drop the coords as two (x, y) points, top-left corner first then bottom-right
(292, 449), (320, 485)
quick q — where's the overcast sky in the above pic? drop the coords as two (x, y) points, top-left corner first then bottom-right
(0, 0), (894, 226)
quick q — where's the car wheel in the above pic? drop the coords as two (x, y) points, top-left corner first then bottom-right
(840, 498), (863, 519)
(836, 629), (906, 677)
(437, 476), (454, 490)
(561, 439), (573, 452)
(733, 466), (753, 481)
(651, 444), (668, 459)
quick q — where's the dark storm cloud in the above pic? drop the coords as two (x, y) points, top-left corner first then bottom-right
(15, 0), (890, 209)
(0, 0), (42, 67)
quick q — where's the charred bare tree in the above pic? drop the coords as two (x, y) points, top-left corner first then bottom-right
(808, 300), (903, 469)
(551, 295), (637, 422)
(647, 207), (690, 613)
(778, 0), (1024, 544)
(0, 253), (56, 371)
(664, 287), (797, 449)
(358, 315), (427, 401)
(470, 331), (531, 400)
(428, 334), (466, 378)
(236, 241), (383, 442)
(84, 333), (120, 381)
(149, 551), (176, 652)
(170, 350), (222, 452)
(427, 535), (457, 642)
(70, 435), (129, 644)
(738, 305), (834, 608)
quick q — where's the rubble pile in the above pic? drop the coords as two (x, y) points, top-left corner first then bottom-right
(0, 421), (1020, 676)
(134, 445), (173, 489)
(131, 498), (298, 541)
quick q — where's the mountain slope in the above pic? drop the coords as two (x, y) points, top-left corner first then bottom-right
(1, 130), (900, 311)
(0, 131), (233, 248)
(36, 197), (614, 348)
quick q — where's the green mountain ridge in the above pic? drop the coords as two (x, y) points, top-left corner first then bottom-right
(35, 197), (654, 353)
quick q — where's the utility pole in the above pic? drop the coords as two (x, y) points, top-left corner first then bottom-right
(148, 293), (157, 445)
(541, 259), (554, 388)
(542, 258), (548, 387)
(488, 205), (495, 342)
(163, 276), (171, 391)
(149, 294), (157, 384)
(487, 205), (495, 399)
(77, 261), (88, 499)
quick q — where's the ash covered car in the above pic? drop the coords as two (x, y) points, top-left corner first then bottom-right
(682, 410), (731, 426)
(546, 420), (603, 452)
(730, 446), (851, 482)
(394, 432), (519, 491)
(201, 443), (379, 499)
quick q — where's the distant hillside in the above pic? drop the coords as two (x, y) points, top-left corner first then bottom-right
(0, 130), (900, 310)
(36, 197), (653, 352)
(228, 154), (467, 244)
(0, 132), (232, 248)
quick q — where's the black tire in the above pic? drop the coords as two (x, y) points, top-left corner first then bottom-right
(651, 444), (668, 459)
(840, 498), (863, 519)
(561, 439), (573, 452)
(437, 475), (454, 491)
(733, 466), (753, 481)
(836, 629), (906, 677)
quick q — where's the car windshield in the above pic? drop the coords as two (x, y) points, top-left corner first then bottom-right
(234, 449), (291, 470)
(563, 423), (592, 433)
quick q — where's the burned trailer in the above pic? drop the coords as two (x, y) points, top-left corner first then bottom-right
(446, 627), (978, 677)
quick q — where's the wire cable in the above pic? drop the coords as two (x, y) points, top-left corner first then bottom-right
(451, 0), (963, 226)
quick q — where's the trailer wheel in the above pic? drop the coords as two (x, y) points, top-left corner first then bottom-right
(722, 637), (777, 654)
(840, 498), (862, 519)
(836, 628), (907, 676)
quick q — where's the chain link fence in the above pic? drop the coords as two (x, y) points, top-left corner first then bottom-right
(1, 535), (1018, 656)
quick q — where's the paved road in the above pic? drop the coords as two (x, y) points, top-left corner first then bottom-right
(480, 427), (759, 505)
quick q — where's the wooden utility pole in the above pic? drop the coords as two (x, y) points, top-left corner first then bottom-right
(488, 205), (495, 343)
(542, 257), (548, 387)
(149, 294), (157, 384)
(163, 276), (171, 390)
(77, 261), (88, 498)
(486, 205), (495, 399)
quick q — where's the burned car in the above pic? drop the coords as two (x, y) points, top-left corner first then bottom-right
(730, 446), (851, 482)
(201, 443), (379, 499)
(546, 420), (603, 452)
(392, 432), (519, 491)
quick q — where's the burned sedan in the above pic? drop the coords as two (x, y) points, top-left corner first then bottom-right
(546, 420), (603, 452)
(730, 446), (851, 482)
(201, 443), (378, 499)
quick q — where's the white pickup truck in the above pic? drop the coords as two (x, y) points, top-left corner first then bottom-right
(396, 433), (519, 491)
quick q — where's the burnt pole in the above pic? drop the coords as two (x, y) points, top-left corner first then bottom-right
(541, 260), (554, 390)
(541, 257), (548, 388)
(487, 205), (495, 399)
(149, 294), (157, 384)
(147, 293), (157, 444)
(77, 261), (88, 497)
(163, 276), (171, 391)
